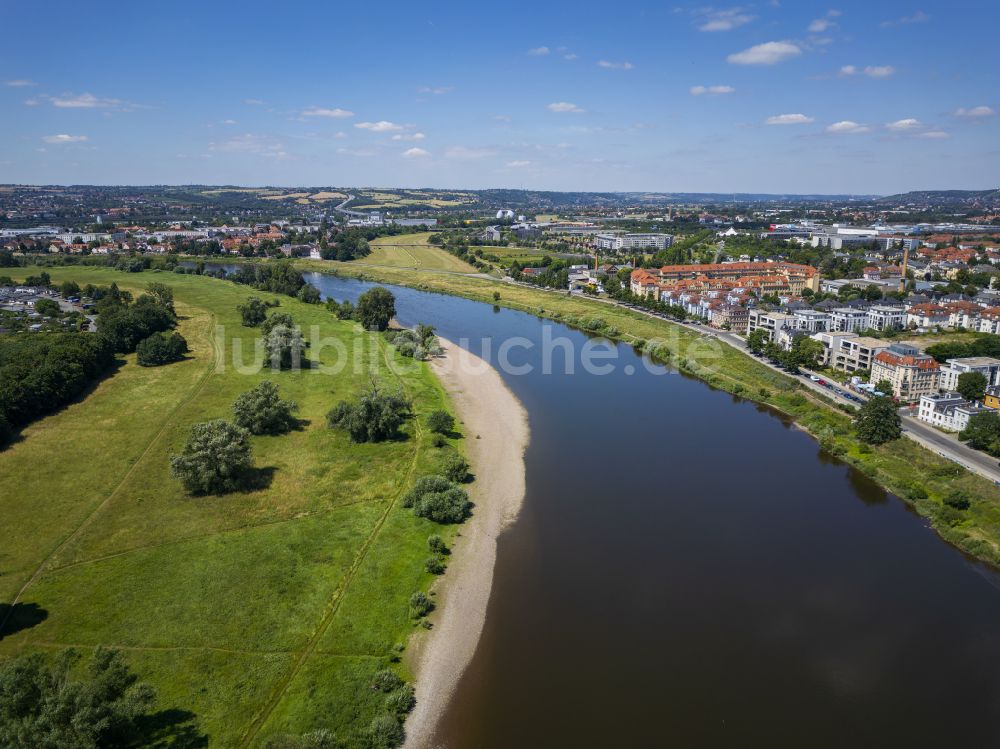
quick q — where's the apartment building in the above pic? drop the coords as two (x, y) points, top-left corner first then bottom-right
(792, 309), (830, 333)
(746, 310), (796, 341)
(829, 307), (870, 332)
(596, 233), (673, 251)
(834, 336), (890, 373)
(870, 343), (941, 402)
(917, 393), (993, 432)
(812, 331), (861, 367)
(866, 305), (907, 332)
(938, 357), (1000, 391)
(906, 303), (950, 329)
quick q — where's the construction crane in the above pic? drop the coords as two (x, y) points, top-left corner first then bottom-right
(899, 243), (910, 294)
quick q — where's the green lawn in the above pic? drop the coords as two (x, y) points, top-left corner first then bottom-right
(361, 233), (477, 273)
(0, 267), (464, 747)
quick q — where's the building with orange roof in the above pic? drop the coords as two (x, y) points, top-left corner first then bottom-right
(870, 344), (940, 401)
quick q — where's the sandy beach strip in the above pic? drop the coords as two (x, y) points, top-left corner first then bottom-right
(403, 337), (529, 748)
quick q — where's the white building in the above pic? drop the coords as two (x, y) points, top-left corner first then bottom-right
(918, 393), (993, 432)
(938, 357), (1000, 392)
(595, 233), (673, 252)
(746, 310), (796, 341)
(866, 305), (907, 332)
(829, 307), (870, 332)
(792, 309), (831, 333)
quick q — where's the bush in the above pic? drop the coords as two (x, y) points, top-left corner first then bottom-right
(297, 285), (321, 304)
(371, 669), (404, 693)
(427, 534), (448, 555)
(136, 331), (188, 366)
(409, 591), (433, 617)
(402, 475), (471, 524)
(441, 452), (471, 483)
(431, 434), (446, 448)
(367, 714), (404, 749)
(264, 324), (306, 369)
(170, 420), (254, 495)
(425, 556), (446, 574)
(385, 685), (416, 717)
(943, 490), (971, 510)
(239, 297), (269, 327)
(427, 409), (454, 434)
(232, 381), (298, 435)
(262, 730), (337, 749)
(327, 385), (411, 443)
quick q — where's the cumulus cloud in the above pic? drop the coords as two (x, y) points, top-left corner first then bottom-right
(527, 46), (550, 56)
(697, 8), (754, 32)
(690, 85), (735, 96)
(886, 118), (921, 131)
(728, 41), (801, 65)
(4, 79), (36, 87)
(827, 120), (870, 134)
(402, 147), (429, 158)
(597, 60), (634, 70)
(42, 134), (88, 144)
(301, 107), (354, 118)
(547, 101), (585, 113)
(355, 120), (405, 132)
(954, 106), (994, 118)
(46, 92), (123, 108)
(391, 132), (426, 141)
(808, 9), (840, 33)
(766, 113), (815, 125)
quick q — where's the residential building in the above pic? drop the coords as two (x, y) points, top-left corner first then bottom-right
(746, 310), (796, 341)
(709, 303), (749, 330)
(596, 233), (673, 251)
(938, 357), (1000, 391)
(833, 336), (890, 373)
(870, 343), (940, 402)
(641, 261), (819, 294)
(829, 307), (870, 333)
(918, 393), (994, 432)
(866, 305), (907, 332)
(812, 331), (859, 367)
(984, 385), (1000, 410)
(792, 309), (830, 333)
(906, 303), (950, 329)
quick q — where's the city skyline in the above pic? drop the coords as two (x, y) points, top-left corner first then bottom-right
(3, 0), (998, 194)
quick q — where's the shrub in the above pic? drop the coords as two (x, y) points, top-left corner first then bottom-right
(425, 556), (446, 574)
(366, 714), (404, 749)
(327, 385), (412, 443)
(943, 490), (971, 510)
(385, 686), (415, 717)
(427, 410), (454, 434)
(427, 535), (448, 555)
(136, 331), (188, 366)
(409, 591), (433, 617)
(170, 420), (253, 495)
(441, 452), (471, 483)
(260, 312), (295, 338)
(232, 381), (298, 435)
(905, 483), (928, 500)
(262, 730), (337, 749)
(402, 475), (471, 523)
(264, 324), (306, 369)
(431, 434), (446, 448)
(371, 669), (404, 693)
(297, 284), (321, 304)
(239, 297), (269, 327)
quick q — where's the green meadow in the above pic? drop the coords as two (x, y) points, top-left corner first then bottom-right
(0, 267), (463, 747)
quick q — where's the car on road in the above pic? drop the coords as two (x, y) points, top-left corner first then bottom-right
(809, 375), (821, 381)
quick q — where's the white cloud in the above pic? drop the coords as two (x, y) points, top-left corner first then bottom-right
(506, 160), (531, 167)
(301, 107), (354, 118)
(222, 119), (238, 125)
(563, 52), (578, 60)
(954, 106), (995, 118)
(391, 132), (426, 141)
(244, 98), (265, 105)
(335, 147), (376, 157)
(42, 134), (88, 144)
(417, 86), (453, 95)
(919, 130), (950, 139)
(839, 64), (857, 76)
(547, 101), (585, 113)
(355, 120), (405, 132)
(698, 8), (754, 32)
(445, 146), (495, 160)
(808, 18), (832, 32)
(886, 118), (921, 131)
(864, 65), (895, 78)
(881, 10), (929, 27)
(827, 120), (870, 134)
(209, 133), (287, 158)
(47, 92), (122, 108)
(402, 147), (429, 158)
(690, 85), (735, 96)
(728, 41), (801, 65)
(4, 79), (36, 87)
(597, 60), (634, 70)
(494, 115), (512, 122)
(766, 113), (815, 125)
(527, 46), (550, 56)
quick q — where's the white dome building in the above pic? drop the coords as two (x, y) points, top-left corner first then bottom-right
(496, 209), (515, 220)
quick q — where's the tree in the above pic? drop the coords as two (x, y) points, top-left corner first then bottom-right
(957, 371), (988, 402)
(0, 647), (156, 749)
(34, 298), (61, 317)
(401, 474), (471, 523)
(874, 379), (894, 396)
(264, 324), (306, 370)
(144, 282), (175, 314)
(356, 287), (396, 331)
(327, 384), (411, 442)
(260, 311), (294, 338)
(441, 452), (471, 483)
(960, 410), (1000, 455)
(136, 331), (188, 366)
(239, 297), (269, 327)
(791, 337), (825, 369)
(854, 396), (902, 444)
(170, 420), (254, 494)
(232, 381), (298, 435)
(59, 280), (81, 298)
(427, 409), (454, 434)
(297, 285), (321, 304)
(746, 328), (769, 355)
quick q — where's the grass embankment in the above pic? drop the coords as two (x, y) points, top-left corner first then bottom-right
(304, 261), (1000, 567)
(362, 233), (477, 274)
(0, 267), (465, 746)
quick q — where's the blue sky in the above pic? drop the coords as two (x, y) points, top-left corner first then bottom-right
(3, 0), (997, 194)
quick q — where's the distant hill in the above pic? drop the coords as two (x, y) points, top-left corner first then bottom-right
(876, 189), (1000, 208)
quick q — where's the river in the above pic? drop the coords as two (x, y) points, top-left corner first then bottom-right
(306, 271), (1000, 745)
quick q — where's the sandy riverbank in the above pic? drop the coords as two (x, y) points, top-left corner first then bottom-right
(403, 338), (529, 748)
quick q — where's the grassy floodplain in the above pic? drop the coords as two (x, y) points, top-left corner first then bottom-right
(0, 266), (464, 746)
(297, 259), (1000, 567)
(362, 233), (477, 274)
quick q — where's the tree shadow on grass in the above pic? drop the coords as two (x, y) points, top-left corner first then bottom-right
(136, 707), (209, 748)
(0, 602), (48, 640)
(242, 465), (278, 492)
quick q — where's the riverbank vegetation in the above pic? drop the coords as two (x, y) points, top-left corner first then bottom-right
(306, 260), (1000, 568)
(0, 266), (470, 747)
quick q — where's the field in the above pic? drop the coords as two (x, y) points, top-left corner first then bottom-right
(0, 267), (464, 746)
(298, 260), (1000, 568)
(360, 234), (478, 274)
